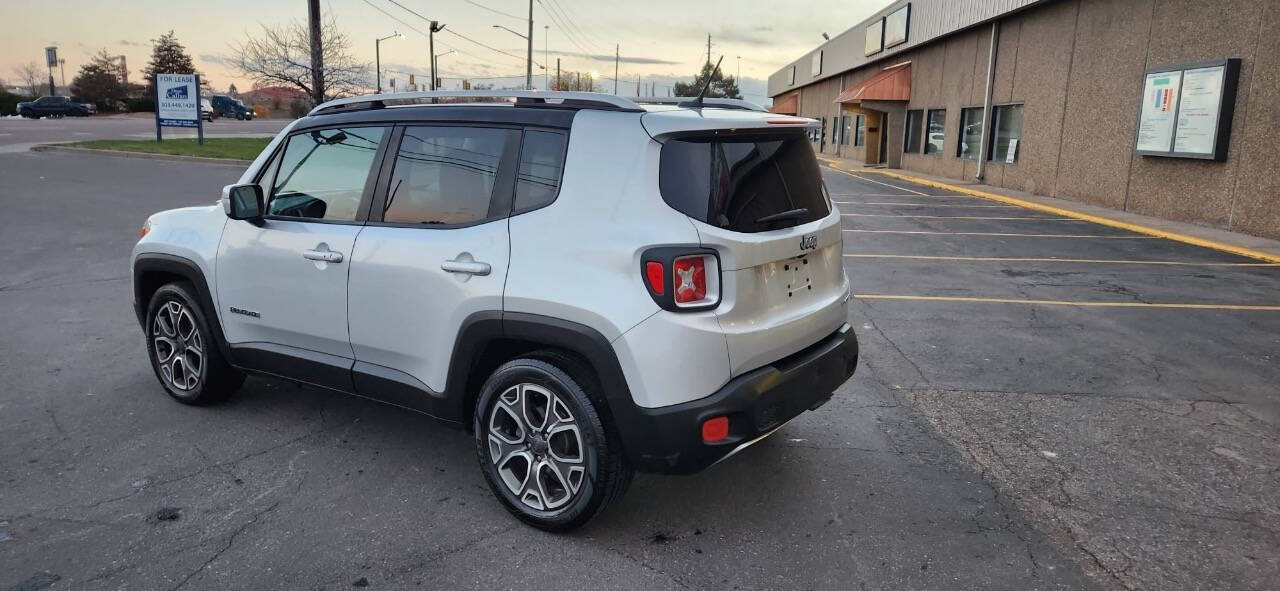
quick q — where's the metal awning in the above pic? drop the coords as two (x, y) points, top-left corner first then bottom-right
(769, 92), (799, 115)
(834, 62), (911, 103)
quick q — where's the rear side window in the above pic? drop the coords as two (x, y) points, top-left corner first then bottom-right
(514, 130), (567, 212)
(659, 132), (830, 233)
(382, 126), (514, 225)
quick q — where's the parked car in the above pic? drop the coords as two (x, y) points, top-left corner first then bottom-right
(200, 98), (214, 122)
(130, 91), (858, 531)
(17, 96), (95, 118)
(211, 94), (253, 120)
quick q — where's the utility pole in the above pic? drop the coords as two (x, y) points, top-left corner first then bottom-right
(576, 71), (580, 91)
(544, 25), (549, 90)
(526, 0), (533, 90)
(706, 34), (712, 67)
(637, 75), (641, 96)
(429, 21), (446, 90)
(556, 58), (560, 91)
(613, 44), (619, 94)
(308, 0), (324, 104)
(58, 59), (66, 89)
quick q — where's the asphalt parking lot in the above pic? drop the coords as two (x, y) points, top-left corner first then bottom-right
(0, 115), (287, 154)
(1, 148), (1277, 590)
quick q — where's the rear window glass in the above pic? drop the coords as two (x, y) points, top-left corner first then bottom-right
(659, 132), (830, 233)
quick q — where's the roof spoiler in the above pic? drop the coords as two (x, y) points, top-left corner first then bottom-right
(624, 96), (767, 112)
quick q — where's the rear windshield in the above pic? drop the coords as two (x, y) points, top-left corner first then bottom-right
(659, 132), (829, 233)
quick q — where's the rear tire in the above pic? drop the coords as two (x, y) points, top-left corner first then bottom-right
(474, 356), (632, 532)
(144, 282), (244, 405)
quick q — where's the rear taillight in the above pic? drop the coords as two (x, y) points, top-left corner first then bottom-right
(641, 248), (721, 312)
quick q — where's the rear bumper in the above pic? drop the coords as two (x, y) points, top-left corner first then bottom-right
(616, 323), (858, 474)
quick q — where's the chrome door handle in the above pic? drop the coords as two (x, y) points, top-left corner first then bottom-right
(302, 249), (344, 263)
(441, 259), (491, 276)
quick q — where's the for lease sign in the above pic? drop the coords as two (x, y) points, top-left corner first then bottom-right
(157, 73), (198, 125)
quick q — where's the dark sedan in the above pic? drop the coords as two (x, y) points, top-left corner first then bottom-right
(17, 96), (96, 118)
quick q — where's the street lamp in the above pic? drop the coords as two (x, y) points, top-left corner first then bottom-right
(493, 24), (534, 89)
(375, 32), (402, 93)
(433, 49), (455, 90)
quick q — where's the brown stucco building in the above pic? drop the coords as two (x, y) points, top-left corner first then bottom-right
(768, 0), (1280, 240)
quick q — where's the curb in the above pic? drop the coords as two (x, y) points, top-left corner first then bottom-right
(30, 144), (252, 166)
(822, 160), (1280, 264)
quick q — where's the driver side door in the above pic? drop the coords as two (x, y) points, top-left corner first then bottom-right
(216, 126), (389, 390)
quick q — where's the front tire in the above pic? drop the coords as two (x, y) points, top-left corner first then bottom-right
(144, 282), (244, 405)
(474, 356), (632, 532)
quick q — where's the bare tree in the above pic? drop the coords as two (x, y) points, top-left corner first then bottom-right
(11, 61), (43, 97)
(227, 16), (370, 103)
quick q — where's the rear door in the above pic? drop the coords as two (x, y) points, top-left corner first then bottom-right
(658, 129), (849, 376)
(346, 124), (524, 413)
(216, 125), (388, 387)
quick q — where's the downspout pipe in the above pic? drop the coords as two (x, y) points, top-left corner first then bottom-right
(976, 20), (999, 181)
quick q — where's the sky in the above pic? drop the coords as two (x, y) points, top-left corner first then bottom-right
(2, 0), (887, 104)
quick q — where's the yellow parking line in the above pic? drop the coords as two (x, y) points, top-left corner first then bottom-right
(843, 213), (1078, 220)
(844, 229), (1156, 238)
(855, 294), (1280, 311)
(843, 254), (1280, 267)
(856, 169), (1280, 264)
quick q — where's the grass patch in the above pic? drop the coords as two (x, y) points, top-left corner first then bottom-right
(68, 138), (270, 161)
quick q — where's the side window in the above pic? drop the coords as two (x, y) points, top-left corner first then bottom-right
(382, 126), (513, 225)
(269, 127), (385, 221)
(513, 130), (567, 212)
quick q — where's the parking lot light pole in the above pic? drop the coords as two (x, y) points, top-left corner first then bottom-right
(433, 49), (455, 90)
(375, 32), (401, 94)
(429, 21), (446, 91)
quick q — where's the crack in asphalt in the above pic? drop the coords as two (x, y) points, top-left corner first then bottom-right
(168, 501), (281, 591)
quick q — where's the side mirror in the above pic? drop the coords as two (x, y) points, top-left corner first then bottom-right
(226, 184), (264, 223)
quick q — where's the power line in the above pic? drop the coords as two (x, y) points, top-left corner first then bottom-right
(375, 0), (526, 66)
(536, 0), (594, 58)
(546, 0), (606, 51)
(462, 0), (523, 21)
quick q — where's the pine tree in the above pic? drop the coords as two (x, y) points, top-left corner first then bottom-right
(673, 62), (741, 99)
(71, 50), (128, 111)
(227, 83), (239, 97)
(142, 31), (207, 96)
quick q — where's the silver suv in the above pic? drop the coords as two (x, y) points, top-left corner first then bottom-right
(131, 91), (859, 531)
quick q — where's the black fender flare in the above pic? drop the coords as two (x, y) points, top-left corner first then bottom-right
(132, 253), (233, 361)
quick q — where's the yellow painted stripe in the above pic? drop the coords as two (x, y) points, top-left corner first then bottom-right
(854, 294), (1280, 311)
(843, 213), (1078, 220)
(843, 253), (1280, 267)
(853, 168), (1280, 264)
(844, 229), (1157, 238)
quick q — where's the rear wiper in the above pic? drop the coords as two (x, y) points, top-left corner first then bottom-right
(754, 208), (809, 224)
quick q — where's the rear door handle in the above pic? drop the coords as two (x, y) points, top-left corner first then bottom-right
(441, 259), (491, 276)
(302, 249), (344, 263)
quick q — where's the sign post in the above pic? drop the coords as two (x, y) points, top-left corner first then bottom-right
(45, 46), (58, 95)
(155, 73), (203, 145)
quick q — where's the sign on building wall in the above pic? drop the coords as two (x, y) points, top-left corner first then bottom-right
(1134, 59), (1239, 161)
(884, 4), (910, 49)
(865, 19), (884, 56)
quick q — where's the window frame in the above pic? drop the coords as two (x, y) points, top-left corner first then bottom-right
(956, 106), (984, 160)
(259, 124), (392, 226)
(853, 114), (866, 147)
(923, 108), (946, 157)
(988, 102), (1024, 164)
(903, 109), (923, 154)
(364, 123), (525, 230)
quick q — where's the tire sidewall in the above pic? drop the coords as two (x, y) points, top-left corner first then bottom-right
(474, 360), (606, 530)
(144, 283), (212, 403)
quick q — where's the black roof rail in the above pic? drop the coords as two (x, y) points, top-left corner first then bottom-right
(309, 90), (644, 116)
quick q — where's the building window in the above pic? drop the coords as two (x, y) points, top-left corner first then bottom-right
(865, 19), (884, 56)
(811, 51), (823, 76)
(904, 109), (923, 153)
(840, 115), (852, 146)
(925, 109), (945, 155)
(788, 66), (796, 85)
(957, 107), (984, 160)
(854, 115), (866, 147)
(990, 104), (1023, 163)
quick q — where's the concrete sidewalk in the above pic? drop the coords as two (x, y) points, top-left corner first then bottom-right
(819, 156), (1280, 263)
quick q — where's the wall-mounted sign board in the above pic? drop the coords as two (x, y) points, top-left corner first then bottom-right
(1134, 58), (1239, 161)
(884, 4), (910, 49)
(865, 19), (884, 56)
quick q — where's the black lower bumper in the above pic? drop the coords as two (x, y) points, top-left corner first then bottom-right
(617, 324), (859, 474)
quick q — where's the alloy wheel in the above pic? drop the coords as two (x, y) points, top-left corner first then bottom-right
(152, 301), (204, 392)
(487, 383), (587, 511)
